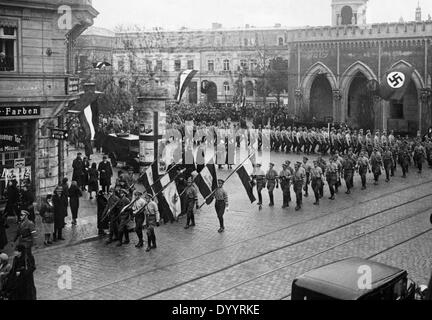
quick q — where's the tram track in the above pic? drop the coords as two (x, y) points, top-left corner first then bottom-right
(138, 192), (432, 300)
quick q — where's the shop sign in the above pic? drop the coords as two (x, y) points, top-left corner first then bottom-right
(0, 106), (40, 117)
(0, 133), (23, 152)
(50, 128), (69, 140)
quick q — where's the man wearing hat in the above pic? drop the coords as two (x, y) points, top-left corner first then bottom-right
(293, 162), (306, 211)
(266, 163), (279, 207)
(131, 191), (147, 248)
(14, 210), (36, 255)
(370, 148), (383, 185)
(279, 161), (293, 208)
(116, 189), (132, 247)
(98, 155), (113, 194)
(105, 188), (120, 245)
(342, 153), (356, 194)
(302, 157), (312, 198)
(326, 158), (338, 200)
(143, 193), (160, 252)
(184, 176), (198, 229)
(252, 163), (266, 206)
(214, 179), (229, 233)
(310, 161), (324, 205)
(72, 152), (84, 189)
(357, 152), (371, 190)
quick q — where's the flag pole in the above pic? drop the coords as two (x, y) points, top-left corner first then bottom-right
(197, 151), (255, 209)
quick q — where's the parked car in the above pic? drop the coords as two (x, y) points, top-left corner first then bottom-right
(291, 257), (424, 300)
(102, 133), (140, 172)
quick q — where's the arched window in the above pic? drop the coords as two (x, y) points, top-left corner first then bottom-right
(223, 81), (230, 94)
(341, 6), (353, 25)
(246, 81), (254, 97)
(278, 37), (284, 46)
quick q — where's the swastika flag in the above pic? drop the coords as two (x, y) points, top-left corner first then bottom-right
(379, 65), (414, 101)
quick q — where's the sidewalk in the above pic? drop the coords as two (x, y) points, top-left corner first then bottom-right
(2, 147), (133, 256)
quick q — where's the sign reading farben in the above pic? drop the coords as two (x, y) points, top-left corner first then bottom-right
(0, 106), (41, 117)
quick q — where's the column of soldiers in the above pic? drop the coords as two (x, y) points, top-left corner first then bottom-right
(250, 129), (432, 211)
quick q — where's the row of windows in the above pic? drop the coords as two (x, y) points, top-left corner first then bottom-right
(116, 57), (263, 73)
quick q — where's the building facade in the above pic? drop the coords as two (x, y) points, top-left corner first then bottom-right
(75, 0), (432, 134)
(0, 0), (98, 204)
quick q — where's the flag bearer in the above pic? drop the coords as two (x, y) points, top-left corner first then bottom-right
(293, 162), (306, 211)
(184, 176), (198, 229)
(214, 179), (229, 233)
(144, 193), (160, 252)
(266, 163), (278, 207)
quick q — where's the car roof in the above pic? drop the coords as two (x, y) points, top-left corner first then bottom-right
(293, 258), (406, 300)
(109, 134), (139, 141)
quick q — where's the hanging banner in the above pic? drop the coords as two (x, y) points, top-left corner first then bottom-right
(1, 166), (31, 185)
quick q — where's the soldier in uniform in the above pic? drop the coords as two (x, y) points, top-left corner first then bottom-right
(143, 193), (160, 252)
(252, 163), (266, 206)
(292, 127), (298, 154)
(413, 142), (427, 174)
(311, 160), (324, 206)
(131, 191), (147, 248)
(382, 146), (394, 182)
(14, 211), (36, 256)
(116, 189), (132, 247)
(184, 176), (198, 229)
(214, 179), (229, 233)
(357, 152), (371, 190)
(285, 127), (293, 153)
(370, 148), (383, 185)
(105, 188), (120, 245)
(302, 157), (312, 197)
(266, 163), (279, 207)
(366, 130), (374, 157)
(425, 138), (432, 168)
(296, 128), (303, 154)
(342, 154), (356, 194)
(279, 161), (293, 209)
(293, 162), (306, 211)
(326, 157), (338, 200)
(398, 143), (411, 178)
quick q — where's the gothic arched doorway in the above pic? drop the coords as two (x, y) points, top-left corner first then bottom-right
(347, 72), (375, 131)
(310, 74), (334, 122)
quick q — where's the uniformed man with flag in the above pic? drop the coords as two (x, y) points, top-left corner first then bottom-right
(266, 163), (278, 207)
(184, 176), (198, 229)
(310, 161), (324, 206)
(293, 162), (306, 211)
(252, 163), (266, 206)
(143, 193), (160, 252)
(279, 161), (293, 209)
(214, 179), (229, 233)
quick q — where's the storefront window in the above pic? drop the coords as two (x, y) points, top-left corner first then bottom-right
(0, 121), (35, 206)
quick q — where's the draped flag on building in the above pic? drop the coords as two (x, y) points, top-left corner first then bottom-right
(195, 163), (218, 205)
(176, 69), (198, 103)
(379, 64), (415, 101)
(236, 165), (256, 203)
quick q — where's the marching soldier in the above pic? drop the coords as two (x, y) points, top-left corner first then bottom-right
(370, 148), (383, 185)
(293, 162), (306, 211)
(382, 146), (394, 182)
(279, 161), (293, 209)
(116, 189), (132, 247)
(184, 176), (198, 229)
(311, 161), (324, 206)
(131, 191), (147, 248)
(302, 157), (312, 197)
(326, 157), (338, 200)
(105, 188), (120, 245)
(342, 153), (356, 194)
(413, 142), (427, 174)
(214, 179), (229, 233)
(266, 163), (279, 207)
(398, 143), (411, 178)
(143, 193), (160, 252)
(252, 163), (266, 206)
(366, 130), (374, 157)
(357, 152), (371, 190)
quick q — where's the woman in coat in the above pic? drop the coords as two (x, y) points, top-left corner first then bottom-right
(4, 180), (20, 221)
(88, 163), (99, 200)
(4, 244), (36, 300)
(39, 195), (55, 246)
(68, 181), (82, 226)
(52, 186), (67, 241)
